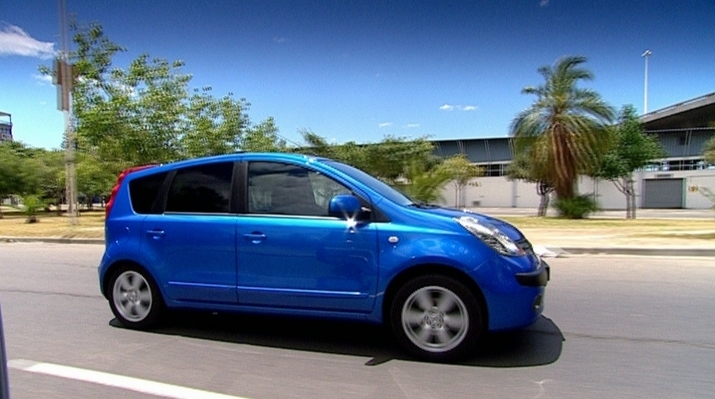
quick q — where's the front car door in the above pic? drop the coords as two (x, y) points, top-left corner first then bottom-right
(236, 161), (379, 312)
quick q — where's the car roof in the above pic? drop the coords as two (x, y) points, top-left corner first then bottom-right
(125, 152), (335, 179)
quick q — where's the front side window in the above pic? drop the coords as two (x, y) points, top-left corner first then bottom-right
(165, 162), (234, 213)
(248, 162), (351, 216)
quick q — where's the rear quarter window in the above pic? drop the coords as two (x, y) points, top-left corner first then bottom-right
(129, 172), (168, 214)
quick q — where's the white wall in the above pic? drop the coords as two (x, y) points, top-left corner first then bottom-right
(683, 172), (715, 209)
(439, 169), (715, 210)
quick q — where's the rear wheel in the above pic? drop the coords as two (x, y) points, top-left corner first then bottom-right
(108, 266), (164, 329)
(390, 275), (483, 362)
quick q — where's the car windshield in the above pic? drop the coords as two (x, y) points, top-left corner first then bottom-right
(325, 160), (413, 206)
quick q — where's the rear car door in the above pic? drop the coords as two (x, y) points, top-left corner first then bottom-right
(141, 161), (238, 304)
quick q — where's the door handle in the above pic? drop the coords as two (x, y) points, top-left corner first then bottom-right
(243, 233), (266, 244)
(146, 229), (165, 240)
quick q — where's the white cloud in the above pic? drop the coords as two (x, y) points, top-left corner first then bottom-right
(404, 123), (419, 128)
(0, 24), (55, 59)
(540, 0), (549, 6)
(273, 37), (286, 44)
(440, 104), (478, 112)
(33, 73), (53, 85)
(378, 122), (393, 128)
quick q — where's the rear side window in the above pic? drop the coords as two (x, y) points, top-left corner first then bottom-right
(166, 162), (234, 214)
(129, 172), (168, 214)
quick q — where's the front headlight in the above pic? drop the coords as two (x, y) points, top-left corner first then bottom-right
(455, 216), (524, 256)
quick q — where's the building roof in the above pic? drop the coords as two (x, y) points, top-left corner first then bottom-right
(641, 92), (715, 131)
(431, 92), (715, 163)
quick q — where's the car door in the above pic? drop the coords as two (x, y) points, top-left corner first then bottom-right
(141, 161), (238, 304)
(236, 161), (379, 312)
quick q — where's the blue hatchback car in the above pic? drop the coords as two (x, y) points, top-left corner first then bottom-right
(99, 153), (549, 362)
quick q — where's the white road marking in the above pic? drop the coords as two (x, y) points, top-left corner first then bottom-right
(8, 359), (250, 399)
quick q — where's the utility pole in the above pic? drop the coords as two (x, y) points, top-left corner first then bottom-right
(642, 49), (652, 114)
(56, 0), (78, 224)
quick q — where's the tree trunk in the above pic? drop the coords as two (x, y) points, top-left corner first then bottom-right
(538, 193), (550, 217)
(625, 176), (632, 219)
(629, 178), (637, 219)
(536, 181), (552, 217)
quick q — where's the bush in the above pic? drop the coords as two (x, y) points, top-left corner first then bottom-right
(553, 194), (599, 219)
(20, 194), (45, 224)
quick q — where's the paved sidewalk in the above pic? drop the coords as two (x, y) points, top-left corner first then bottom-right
(522, 230), (715, 257)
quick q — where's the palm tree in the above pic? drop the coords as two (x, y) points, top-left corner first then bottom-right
(511, 56), (614, 200)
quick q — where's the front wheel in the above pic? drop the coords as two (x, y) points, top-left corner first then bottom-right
(389, 275), (483, 362)
(107, 266), (164, 329)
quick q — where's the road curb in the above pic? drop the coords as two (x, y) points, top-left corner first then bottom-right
(3, 236), (715, 257)
(0, 237), (104, 245)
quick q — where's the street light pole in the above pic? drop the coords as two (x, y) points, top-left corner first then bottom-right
(57, 0), (78, 224)
(642, 49), (652, 114)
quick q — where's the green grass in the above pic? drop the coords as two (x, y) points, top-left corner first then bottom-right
(0, 211), (105, 238)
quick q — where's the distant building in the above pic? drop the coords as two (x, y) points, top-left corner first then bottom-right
(0, 112), (12, 142)
(432, 92), (715, 210)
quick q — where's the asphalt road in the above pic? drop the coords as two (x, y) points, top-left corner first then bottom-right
(0, 243), (714, 399)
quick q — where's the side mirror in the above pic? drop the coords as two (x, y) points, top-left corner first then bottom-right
(328, 195), (362, 219)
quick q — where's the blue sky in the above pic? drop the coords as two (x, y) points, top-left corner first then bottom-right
(1, 0), (714, 149)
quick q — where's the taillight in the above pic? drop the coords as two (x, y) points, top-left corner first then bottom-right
(105, 165), (157, 218)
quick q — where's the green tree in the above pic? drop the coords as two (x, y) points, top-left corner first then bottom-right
(299, 131), (436, 180)
(703, 124), (715, 164)
(242, 117), (287, 152)
(42, 22), (282, 169)
(400, 160), (452, 203)
(299, 129), (335, 158)
(0, 142), (25, 217)
(363, 136), (437, 184)
(595, 105), (666, 219)
(505, 150), (553, 216)
(76, 153), (117, 210)
(20, 194), (45, 223)
(299, 129), (370, 171)
(0, 143), (65, 217)
(440, 154), (483, 207)
(31, 149), (65, 210)
(181, 88), (249, 158)
(511, 56), (614, 213)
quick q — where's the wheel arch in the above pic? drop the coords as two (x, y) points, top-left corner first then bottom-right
(382, 264), (489, 330)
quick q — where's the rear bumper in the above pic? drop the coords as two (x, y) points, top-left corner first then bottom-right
(515, 261), (550, 287)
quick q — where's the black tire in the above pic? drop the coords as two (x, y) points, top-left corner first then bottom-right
(107, 265), (164, 329)
(389, 275), (483, 362)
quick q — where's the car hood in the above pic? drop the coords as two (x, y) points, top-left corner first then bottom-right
(413, 205), (525, 241)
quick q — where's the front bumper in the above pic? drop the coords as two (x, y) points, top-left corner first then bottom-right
(515, 261), (550, 287)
